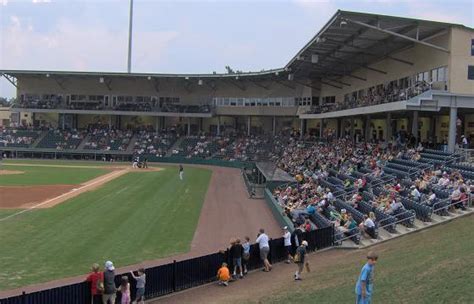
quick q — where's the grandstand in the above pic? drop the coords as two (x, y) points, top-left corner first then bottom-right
(0, 9), (473, 304)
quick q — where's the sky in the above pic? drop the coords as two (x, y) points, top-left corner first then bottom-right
(0, 0), (473, 98)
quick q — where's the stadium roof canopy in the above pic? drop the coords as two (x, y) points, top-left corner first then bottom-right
(1, 10), (469, 84)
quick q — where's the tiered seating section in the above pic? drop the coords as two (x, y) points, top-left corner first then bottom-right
(273, 139), (471, 246)
(83, 129), (133, 151)
(134, 131), (177, 157)
(36, 130), (86, 150)
(0, 129), (42, 147)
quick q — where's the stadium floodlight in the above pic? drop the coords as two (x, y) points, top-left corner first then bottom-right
(311, 54), (319, 64)
(288, 74), (294, 81)
(185, 76), (189, 80)
(296, 55), (304, 61)
(147, 76), (152, 80)
(275, 71), (279, 76)
(45, 73), (50, 78)
(99, 77), (104, 83)
(235, 76), (239, 80)
(340, 20), (348, 27)
(198, 79), (203, 85)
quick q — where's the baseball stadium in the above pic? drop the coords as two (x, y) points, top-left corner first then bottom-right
(1, 4), (474, 304)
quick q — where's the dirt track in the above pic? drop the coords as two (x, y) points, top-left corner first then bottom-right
(0, 164), (281, 298)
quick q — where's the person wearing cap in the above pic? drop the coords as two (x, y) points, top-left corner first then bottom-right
(355, 251), (378, 304)
(294, 240), (309, 280)
(282, 226), (292, 264)
(102, 261), (117, 304)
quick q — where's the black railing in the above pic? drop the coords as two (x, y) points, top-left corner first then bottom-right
(1, 227), (334, 304)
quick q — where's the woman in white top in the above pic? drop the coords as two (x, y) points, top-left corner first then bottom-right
(283, 226), (292, 264)
(256, 228), (272, 272)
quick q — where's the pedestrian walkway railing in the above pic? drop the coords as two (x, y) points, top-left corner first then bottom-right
(1, 228), (334, 304)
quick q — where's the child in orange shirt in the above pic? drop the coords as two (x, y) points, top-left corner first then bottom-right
(217, 262), (230, 286)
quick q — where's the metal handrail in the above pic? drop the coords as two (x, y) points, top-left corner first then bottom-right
(433, 197), (469, 213)
(378, 211), (416, 230)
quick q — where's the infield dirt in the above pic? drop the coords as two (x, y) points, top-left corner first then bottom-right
(0, 165), (162, 209)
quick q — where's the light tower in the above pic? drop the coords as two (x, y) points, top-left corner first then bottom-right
(127, 0), (134, 73)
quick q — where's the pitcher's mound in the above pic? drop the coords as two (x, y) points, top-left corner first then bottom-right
(0, 170), (24, 175)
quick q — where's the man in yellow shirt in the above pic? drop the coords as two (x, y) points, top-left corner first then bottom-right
(217, 263), (230, 286)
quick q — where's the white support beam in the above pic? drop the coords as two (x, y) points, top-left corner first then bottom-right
(1, 73), (18, 88)
(342, 17), (450, 53)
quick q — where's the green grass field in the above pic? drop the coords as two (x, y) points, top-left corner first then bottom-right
(0, 164), (108, 185)
(0, 162), (212, 291)
(257, 215), (474, 304)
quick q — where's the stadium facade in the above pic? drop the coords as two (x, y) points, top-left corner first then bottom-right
(1, 10), (474, 153)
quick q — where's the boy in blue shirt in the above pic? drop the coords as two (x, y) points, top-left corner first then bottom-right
(355, 251), (378, 304)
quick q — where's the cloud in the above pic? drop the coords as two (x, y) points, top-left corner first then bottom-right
(0, 14), (179, 72)
(32, 0), (51, 3)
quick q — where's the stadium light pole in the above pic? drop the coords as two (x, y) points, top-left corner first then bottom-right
(127, 0), (134, 73)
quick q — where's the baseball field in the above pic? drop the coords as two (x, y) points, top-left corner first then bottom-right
(0, 160), (212, 291)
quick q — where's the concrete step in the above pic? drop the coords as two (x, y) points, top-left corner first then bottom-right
(31, 131), (47, 148)
(413, 218), (429, 229)
(378, 229), (394, 240)
(77, 134), (90, 150)
(126, 135), (138, 153)
(167, 137), (184, 157)
(336, 239), (359, 249)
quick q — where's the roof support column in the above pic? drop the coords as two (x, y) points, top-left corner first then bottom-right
(187, 118), (191, 136)
(320, 119), (324, 139)
(155, 116), (159, 133)
(365, 115), (371, 143)
(412, 110), (419, 144)
(448, 107), (457, 153)
(272, 116), (276, 136)
(337, 118), (342, 139)
(217, 116), (221, 136)
(300, 119), (305, 139)
(247, 116), (251, 136)
(386, 112), (392, 142)
(350, 117), (355, 144)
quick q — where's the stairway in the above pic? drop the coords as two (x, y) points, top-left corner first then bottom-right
(126, 135), (138, 154)
(30, 131), (47, 148)
(166, 136), (184, 157)
(76, 134), (90, 150)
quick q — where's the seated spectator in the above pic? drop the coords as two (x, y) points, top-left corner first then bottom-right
(359, 214), (376, 239)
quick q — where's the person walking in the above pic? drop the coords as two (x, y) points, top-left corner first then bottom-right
(179, 164), (184, 180)
(294, 240), (309, 280)
(102, 261), (117, 304)
(355, 251), (378, 304)
(85, 263), (103, 304)
(256, 228), (272, 272)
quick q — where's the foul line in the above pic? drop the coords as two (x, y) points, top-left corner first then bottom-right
(0, 169), (127, 223)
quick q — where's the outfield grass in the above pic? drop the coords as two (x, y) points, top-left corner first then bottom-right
(257, 215), (474, 304)
(0, 166), (212, 291)
(0, 164), (108, 186)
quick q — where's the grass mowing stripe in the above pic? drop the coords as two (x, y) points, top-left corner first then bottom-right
(0, 165), (108, 186)
(0, 166), (212, 291)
